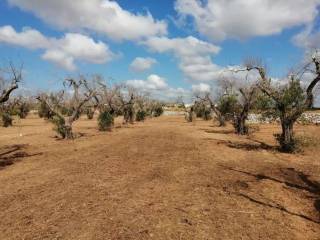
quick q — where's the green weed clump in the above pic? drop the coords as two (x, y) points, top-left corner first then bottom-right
(98, 111), (114, 131)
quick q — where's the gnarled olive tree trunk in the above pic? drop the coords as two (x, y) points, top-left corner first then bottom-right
(213, 108), (225, 127)
(37, 78), (96, 139)
(233, 87), (256, 135)
(234, 114), (248, 135)
(246, 55), (320, 152)
(0, 63), (21, 104)
(280, 119), (294, 152)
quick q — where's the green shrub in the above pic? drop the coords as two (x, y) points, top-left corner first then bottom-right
(217, 94), (237, 120)
(60, 106), (69, 116)
(98, 111), (114, 131)
(50, 115), (67, 138)
(136, 109), (146, 121)
(274, 133), (296, 153)
(123, 105), (134, 124)
(38, 102), (54, 119)
(17, 102), (30, 119)
(1, 112), (13, 127)
(152, 105), (163, 117)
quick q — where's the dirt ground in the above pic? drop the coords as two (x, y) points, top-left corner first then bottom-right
(0, 114), (319, 240)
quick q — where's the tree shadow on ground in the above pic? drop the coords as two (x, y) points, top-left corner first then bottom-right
(221, 165), (320, 224)
(216, 139), (277, 151)
(204, 129), (235, 134)
(0, 144), (42, 169)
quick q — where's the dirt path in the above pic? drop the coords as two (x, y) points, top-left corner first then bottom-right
(0, 115), (319, 239)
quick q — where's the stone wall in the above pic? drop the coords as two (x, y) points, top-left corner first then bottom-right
(247, 113), (320, 125)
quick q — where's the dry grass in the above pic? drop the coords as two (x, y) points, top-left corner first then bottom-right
(0, 114), (319, 240)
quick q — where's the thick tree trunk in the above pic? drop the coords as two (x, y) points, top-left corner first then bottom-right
(217, 115), (225, 127)
(212, 109), (225, 127)
(0, 84), (18, 104)
(234, 115), (248, 135)
(123, 105), (134, 124)
(62, 118), (74, 139)
(280, 120), (294, 152)
(64, 124), (73, 139)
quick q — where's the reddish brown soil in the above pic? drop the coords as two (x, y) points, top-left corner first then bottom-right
(0, 114), (319, 239)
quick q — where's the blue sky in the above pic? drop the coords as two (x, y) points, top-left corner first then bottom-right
(0, 0), (319, 100)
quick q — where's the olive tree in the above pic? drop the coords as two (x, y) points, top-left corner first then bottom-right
(119, 87), (136, 124)
(0, 63), (22, 127)
(94, 81), (123, 131)
(37, 77), (96, 139)
(0, 63), (22, 104)
(196, 93), (228, 126)
(244, 54), (320, 152)
(232, 86), (257, 135)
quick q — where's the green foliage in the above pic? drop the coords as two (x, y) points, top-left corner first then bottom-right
(262, 79), (306, 119)
(38, 101), (54, 119)
(98, 111), (114, 131)
(217, 94), (237, 118)
(60, 106), (69, 116)
(152, 104), (164, 117)
(66, 107), (74, 117)
(50, 115), (67, 138)
(123, 105), (134, 124)
(280, 79), (305, 111)
(298, 114), (310, 125)
(136, 109), (146, 121)
(274, 133), (296, 153)
(59, 106), (81, 119)
(193, 102), (212, 120)
(1, 112), (13, 127)
(251, 79), (307, 152)
(17, 102), (30, 119)
(254, 92), (274, 112)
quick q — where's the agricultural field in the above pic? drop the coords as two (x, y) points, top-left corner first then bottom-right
(0, 114), (319, 239)
(2, 0), (320, 239)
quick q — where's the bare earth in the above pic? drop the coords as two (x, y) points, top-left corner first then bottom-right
(0, 114), (319, 240)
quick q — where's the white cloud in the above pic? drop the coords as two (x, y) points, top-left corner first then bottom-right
(126, 74), (192, 101)
(42, 50), (76, 71)
(175, 0), (320, 41)
(0, 25), (115, 71)
(142, 36), (223, 82)
(162, 87), (191, 102)
(130, 57), (157, 73)
(8, 0), (167, 41)
(192, 83), (211, 93)
(126, 74), (168, 91)
(292, 24), (320, 50)
(0, 25), (49, 49)
(142, 36), (270, 90)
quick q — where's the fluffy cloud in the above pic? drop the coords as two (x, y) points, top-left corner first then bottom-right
(142, 36), (270, 90)
(130, 57), (157, 73)
(175, 0), (320, 41)
(126, 74), (168, 91)
(0, 25), (49, 49)
(8, 0), (167, 41)
(143, 36), (223, 82)
(191, 83), (211, 93)
(0, 25), (115, 71)
(126, 74), (192, 101)
(292, 24), (320, 50)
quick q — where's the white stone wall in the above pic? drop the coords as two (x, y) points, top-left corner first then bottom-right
(247, 113), (320, 125)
